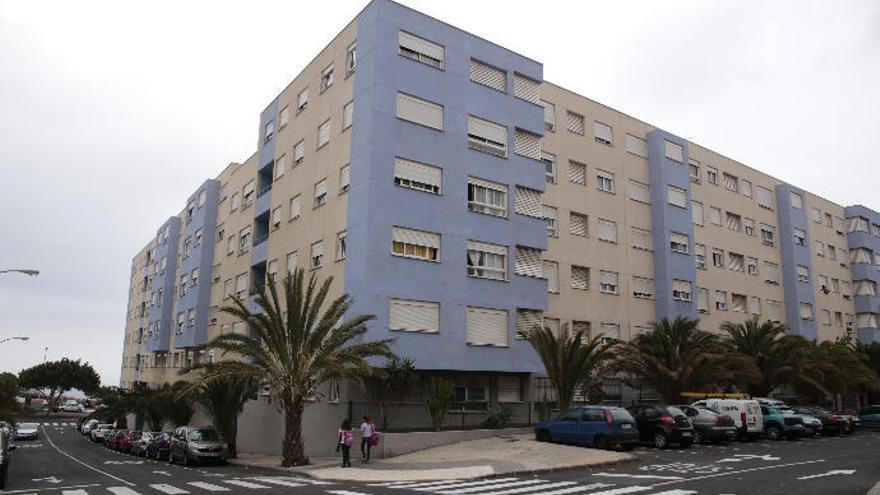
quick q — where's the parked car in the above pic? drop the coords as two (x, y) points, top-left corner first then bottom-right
(535, 406), (639, 450)
(91, 423), (114, 443)
(106, 430), (127, 450)
(0, 421), (11, 439)
(169, 427), (228, 465)
(80, 419), (99, 435)
(793, 406), (847, 435)
(0, 428), (16, 489)
(147, 432), (172, 460)
(132, 431), (168, 458)
(60, 400), (83, 413)
(691, 399), (764, 440)
(857, 405), (880, 428)
(14, 423), (39, 441)
(674, 405), (737, 444)
(120, 431), (142, 453)
(840, 413), (860, 433)
(627, 404), (695, 449)
(760, 404), (805, 440)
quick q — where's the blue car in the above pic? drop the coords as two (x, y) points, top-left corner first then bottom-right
(535, 405), (639, 450)
(858, 405), (880, 428)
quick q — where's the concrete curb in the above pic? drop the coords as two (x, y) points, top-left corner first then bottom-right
(866, 481), (880, 495)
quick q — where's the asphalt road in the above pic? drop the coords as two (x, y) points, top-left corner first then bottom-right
(3, 419), (879, 495)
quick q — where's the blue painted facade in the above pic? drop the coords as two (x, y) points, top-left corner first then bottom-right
(248, 98), (279, 315)
(647, 131), (698, 321)
(146, 217), (180, 353)
(173, 180), (220, 349)
(775, 184), (818, 340)
(345, 0), (546, 372)
(844, 205), (880, 343)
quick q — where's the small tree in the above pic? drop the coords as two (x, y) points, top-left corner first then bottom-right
(90, 386), (133, 427)
(160, 382), (196, 428)
(425, 377), (455, 432)
(19, 359), (100, 415)
(179, 371), (258, 458)
(0, 372), (21, 424)
(371, 357), (416, 431)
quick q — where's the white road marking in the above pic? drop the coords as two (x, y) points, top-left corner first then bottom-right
(223, 479), (270, 489)
(327, 491), (372, 495)
(649, 459), (827, 488)
(579, 487), (650, 495)
(467, 481), (577, 495)
(32, 476), (62, 483)
(107, 488), (143, 495)
(796, 469), (856, 480)
(249, 478), (306, 488)
(188, 481), (230, 492)
(593, 474), (684, 481)
(383, 480), (466, 489)
(515, 484), (614, 495)
(61, 491), (90, 495)
(645, 491), (697, 495)
(40, 426), (135, 486)
(438, 480), (549, 495)
(150, 484), (190, 494)
(407, 478), (519, 491)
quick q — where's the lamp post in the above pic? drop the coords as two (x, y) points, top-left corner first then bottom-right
(0, 336), (29, 345)
(0, 269), (40, 276)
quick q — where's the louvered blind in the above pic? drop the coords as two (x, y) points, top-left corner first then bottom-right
(726, 213), (742, 231)
(673, 279), (691, 294)
(790, 192), (804, 209)
(314, 180), (327, 198)
(470, 59), (506, 92)
(571, 266), (589, 290)
(397, 92), (443, 130)
(466, 307), (508, 346)
(593, 121), (612, 143)
(516, 309), (543, 337)
(670, 232), (689, 250)
(664, 140), (684, 162)
(570, 213), (588, 236)
(514, 187), (542, 217)
(497, 376), (522, 402)
(568, 161), (586, 185)
(750, 297), (762, 315)
(515, 247), (543, 277)
(692, 201), (704, 225)
(543, 261), (559, 292)
(542, 101), (555, 129)
(625, 134), (647, 157)
(729, 255), (744, 272)
(764, 262), (780, 283)
(600, 270), (618, 286)
(667, 185), (687, 208)
(630, 227), (652, 250)
(389, 299), (439, 333)
(800, 303), (813, 320)
(767, 301), (783, 322)
(318, 121), (331, 146)
(399, 31), (444, 63)
(600, 323), (620, 339)
(633, 276), (653, 297)
(858, 313), (879, 328)
(514, 129), (541, 159)
(697, 289), (709, 313)
(513, 73), (540, 103)
(740, 180), (752, 197)
(394, 157), (442, 190)
(629, 180), (650, 203)
(598, 219), (617, 243)
(392, 226), (440, 248)
(855, 280), (877, 296)
(756, 186), (773, 208)
(709, 207), (722, 225)
(566, 111), (584, 134)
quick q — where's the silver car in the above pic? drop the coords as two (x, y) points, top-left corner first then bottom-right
(14, 423), (39, 441)
(168, 427), (227, 465)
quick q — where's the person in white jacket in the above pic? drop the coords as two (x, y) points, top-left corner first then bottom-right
(359, 415), (375, 463)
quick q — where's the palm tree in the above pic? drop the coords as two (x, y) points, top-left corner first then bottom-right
(521, 322), (616, 411)
(179, 373), (258, 458)
(615, 317), (749, 402)
(198, 268), (394, 466)
(721, 316), (821, 396)
(806, 338), (880, 408)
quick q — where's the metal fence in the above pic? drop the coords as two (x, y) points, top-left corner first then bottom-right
(347, 401), (536, 433)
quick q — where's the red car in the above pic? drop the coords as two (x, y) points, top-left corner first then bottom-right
(106, 430), (127, 450)
(120, 431), (142, 453)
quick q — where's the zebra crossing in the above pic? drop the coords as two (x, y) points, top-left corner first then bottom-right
(44, 477), (333, 495)
(367, 478), (699, 495)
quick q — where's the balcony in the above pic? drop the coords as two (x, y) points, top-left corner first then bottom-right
(253, 232), (269, 247)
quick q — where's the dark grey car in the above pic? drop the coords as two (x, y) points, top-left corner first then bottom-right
(169, 427), (227, 465)
(0, 428), (16, 489)
(676, 405), (738, 444)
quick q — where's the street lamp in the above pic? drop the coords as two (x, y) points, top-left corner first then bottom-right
(0, 336), (29, 345)
(0, 269), (40, 276)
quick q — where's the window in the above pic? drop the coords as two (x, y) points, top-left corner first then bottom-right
(275, 154), (288, 179)
(800, 303), (813, 321)
(750, 297), (762, 315)
(631, 227), (652, 251)
(764, 262), (780, 284)
(514, 187), (542, 217)
(513, 73), (540, 103)
(740, 179), (752, 197)
(688, 159), (701, 183)
(394, 157), (441, 194)
(626, 134), (648, 157)
(543, 206), (558, 237)
(670, 232), (689, 254)
(747, 257), (758, 275)
(855, 280), (877, 296)
(320, 64), (334, 91)
(468, 116), (507, 157)
(858, 313), (880, 329)
(695, 244), (706, 269)
(673, 280), (692, 302)
(817, 275), (829, 293)
(834, 216), (846, 233)
(815, 240), (826, 257)
(633, 276), (654, 299)
(342, 101), (353, 130)
(744, 218), (755, 236)
(600, 323), (620, 344)
(697, 288), (710, 313)
(197, 190), (206, 208)
(314, 179), (327, 207)
(289, 195), (301, 220)
(848, 216), (870, 233)
(828, 245), (837, 260)
(399, 31), (444, 69)
(731, 294), (747, 313)
(728, 252), (744, 272)
(756, 186), (774, 209)
(279, 105), (289, 128)
(831, 277), (840, 294)
(691, 201), (704, 225)
(239, 226), (251, 254)
(470, 59), (506, 92)
(566, 111), (584, 134)
(706, 167), (718, 185)
(267, 260), (278, 283)
(708, 207), (722, 225)
(514, 246), (542, 278)
(318, 119), (331, 147)
(793, 228), (806, 246)
(541, 100), (556, 132)
(599, 271), (619, 294)
(467, 241), (508, 281)
(235, 273), (248, 299)
(243, 180), (255, 206)
(761, 224), (776, 246)
(725, 212), (742, 232)
(543, 260), (559, 292)
(389, 299), (439, 333)
(664, 140), (683, 162)
(835, 312), (844, 327)
(571, 265), (590, 290)
(629, 179), (650, 203)
(824, 212), (834, 227)
(264, 120), (274, 143)
(466, 307), (508, 347)
(667, 185), (687, 208)
(286, 251), (298, 275)
(391, 227), (440, 262)
(712, 248), (725, 267)
(176, 312), (185, 334)
(297, 88), (309, 112)
(715, 291), (728, 310)
(570, 212), (588, 237)
(790, 192), (804, 210)
(597, 218), (617, 243)
(594, 170), (614, 194)
(156, 288), (163, 306)
(294, 140), (305, 164)
(593, 121), (612, 145)
(272, 207), (282, 230)
(226, 236), (236, 255)
(336, 231), (347, 260)
(572, 320), (592, 340)
(842, 281), (853, 298)
(851, 247), (873, 264)
(346, 42), (356, 73)
(811, 207), (822, 223)
(722, 173), (738, 192)
(541, 152), (556, 182)
(839, 246), (850, 266)
(310, 241), (324, 268)
(568, 160), (586, 185)
(767, 300), (783, 322)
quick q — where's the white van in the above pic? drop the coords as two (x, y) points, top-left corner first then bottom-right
(691, 399), (763, 438)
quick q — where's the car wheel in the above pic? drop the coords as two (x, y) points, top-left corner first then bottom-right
(536, 430), (552, 443)
(693, 430), (703, 444)
(593, 435), (609, 450)
(679, 439), (694, 448)
(168, 452), (175, 464)
(765, 424), (782, 441)
(182, 452), (190, 466)
(653, 432), (668, 449)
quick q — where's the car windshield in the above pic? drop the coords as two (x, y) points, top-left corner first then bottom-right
(610, 409), (634, 422)
(18, 423), (38, 429)
(188, 429), (220, 441)
(666, 406), (686, 417)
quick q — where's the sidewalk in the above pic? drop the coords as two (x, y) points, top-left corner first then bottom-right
(230, 433), (634, 482)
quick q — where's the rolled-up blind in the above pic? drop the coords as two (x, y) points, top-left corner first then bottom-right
(600, 270), (618, 286)
(664, 140), (683, 162)
(513, 73), (540, 103)
(767, 301), (783, 322)
(633, 276), (653, 297)
(467, 240), (507, 256)
(598, 219), (617, 243)
(468, 116), (507, 145)
(395, 157), (441, 191)
(543, 261), (559, 292)
(630, 227), (651, 251)
(516, 309), (543, 336)
(697, 288), (709, 313)
(514, 187), (542, 217)
(392, 226), (440, 248)
(857, 313), (879, 329)
(625, 134), (647, 157)
(692, 201), (704, 225)
(314, 179), (327, 198)
(593, 121), (612, 143)
(399, 31), (444, 63)
(629, 180), (650, 203)
(389, 299), (439, 333)
(764, 262), (779, 283)
(466, 307), (508, 346)
(397, 92), (443, 130)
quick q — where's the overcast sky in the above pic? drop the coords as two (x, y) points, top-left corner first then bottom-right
(1, 0), (878, 386)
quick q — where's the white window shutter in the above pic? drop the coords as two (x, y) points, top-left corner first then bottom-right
(629, 180), (651, 203)
(514, 187), (542, 217)
(593, 121), (612, 143)
(570, 213), (588, 236)
(513, 73), (540, 103)
(571, 266), (589, 290)
(394, 157), (442, 191)
(399, 31), (444, 64)
(466, 307), (508, 346)
(515, 247), (543, 277)
(664, 141), (684, 162)
(566, 112), (584, 134)
(514, 129), (541, 159)
(630, 227), (652, 251)
(470, 60), (506, 92)
(625, 134), (647, 157)
(667, 185), (687, 208)
(389, 299), (440, 333)
(396, 92), (443, 130)
(391, 227), (440, 249)
(516, 309), (543, 336)
(598, 219), (617, 243)
(543, 261), (559, 292)
(568, 161), (586, 185)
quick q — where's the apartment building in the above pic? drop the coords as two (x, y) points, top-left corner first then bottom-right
(120, 0), (880, 455)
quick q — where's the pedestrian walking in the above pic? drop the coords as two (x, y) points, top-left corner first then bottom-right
(337, 419), (354, 467)
(360, 415), (378, 463)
